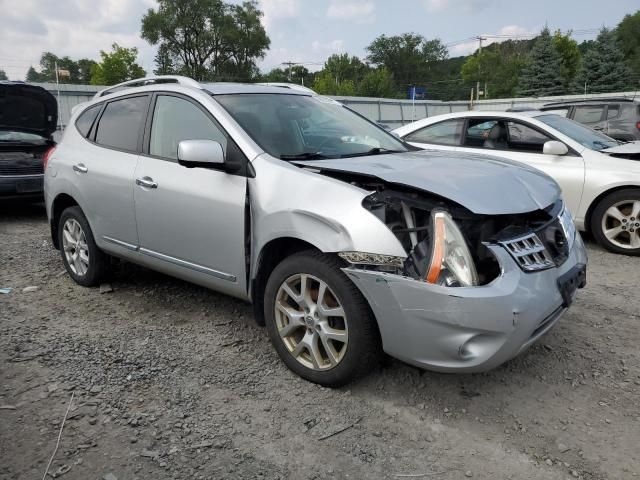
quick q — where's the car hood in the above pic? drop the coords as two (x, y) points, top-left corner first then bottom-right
(293, 150), (561, 215)
(0, 82), (58, 137)
(601, 141), (640, 154)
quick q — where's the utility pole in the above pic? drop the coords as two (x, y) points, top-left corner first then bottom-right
(281, 61), (297, 82)
(476, 36), (487, 101)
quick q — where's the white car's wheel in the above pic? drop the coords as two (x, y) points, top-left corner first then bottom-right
(592, 189), (640, 255)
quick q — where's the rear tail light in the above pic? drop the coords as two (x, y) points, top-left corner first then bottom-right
(636, 121), (640, 131)
(43, 146), (56, 170)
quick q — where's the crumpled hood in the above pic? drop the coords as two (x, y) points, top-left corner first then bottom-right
(293, 150), (561, 215)
(0, 82), (58, 138)
(601, 141), (640, 154)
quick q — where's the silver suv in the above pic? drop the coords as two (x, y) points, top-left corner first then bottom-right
(45, 76), (587, 386)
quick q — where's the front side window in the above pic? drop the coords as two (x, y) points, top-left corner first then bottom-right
(573, 105), (605, 124)
(405, 119), (464, 146)
(215, 94), (409, 159)
(506, 121), (552, 152)
(150, 95), (227, 160)
(75, 104), (101, 138)
(95, 96), (148, 152)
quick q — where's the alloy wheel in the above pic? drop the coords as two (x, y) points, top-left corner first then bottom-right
(601, 200), (640, 250)
(62, 218), (90, 276)
(274, 273), (348, 371)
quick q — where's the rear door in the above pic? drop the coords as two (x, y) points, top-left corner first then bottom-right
(572, 104), (607, 134)
(76, 95), (149, 250)
(402, 118), (465, 152)
(133, 93), (248, 296)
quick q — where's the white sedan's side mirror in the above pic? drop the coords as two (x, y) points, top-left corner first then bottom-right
(543, 140), (569, 156)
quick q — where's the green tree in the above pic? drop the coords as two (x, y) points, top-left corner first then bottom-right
(552, 30), (582, 88)
(461, 44), (526, 98)
(141, 0), (269, 81)
(616, 10), (640, 76)
(357, 68), (396, 98)
(518, 28), (565, 97)
(366, 33), (447, 89)
(575, 28), (633, 93)
(76, 59), (97, 83)
(324, 54), (368, 85)
(0, 69), (7, 80)
(26, 66), (41, 82)
(153, 44), (175, 75)
(90, 43), (145, 85)
(312, 70), (356, 96)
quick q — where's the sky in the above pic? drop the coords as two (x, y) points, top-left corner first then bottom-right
(0, 0), (639, 81)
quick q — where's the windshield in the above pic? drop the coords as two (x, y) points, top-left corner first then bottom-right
(0, 131), (47, 143)
(214, 94), (409, 160)
(536, 114), (619, 151)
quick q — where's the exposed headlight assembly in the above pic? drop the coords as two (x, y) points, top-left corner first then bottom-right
(338, 251), (405, 267)
(425, 211), (479, 287)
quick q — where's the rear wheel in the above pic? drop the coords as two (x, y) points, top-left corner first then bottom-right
(591, 189), (640, 255)
(263, 250), (381, 387)
(58, 206), (109, 286)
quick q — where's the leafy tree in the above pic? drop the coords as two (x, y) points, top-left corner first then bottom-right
(461, 43), (527, 98)
(366, 33), (447, 89)
(24, 53), (96, 84)
(518, 28), (565, 97)
(616, 10), (640, 76)
(552, 30), (581, 89)
(26, 66), (41, 82)
(153, 44), (175, 75)
(90, 43), (145, 85)
(77, 59), (98, 83)
(141, 0), (269, 81)
(324, 54), (368, 85)
(312, 71), (356, 96)
(357, 68), (396, 98)
(0, 69), (7, 80)
(575, 28), (633, 93)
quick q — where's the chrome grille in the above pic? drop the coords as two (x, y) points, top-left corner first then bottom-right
(501, 233), (555, 271)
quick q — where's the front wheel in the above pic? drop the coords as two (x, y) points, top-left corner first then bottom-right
(263, 251), (381, 387)
(591, 189), (640, 255)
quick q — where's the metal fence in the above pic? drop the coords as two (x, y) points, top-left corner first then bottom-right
(35, 82), (638, 132)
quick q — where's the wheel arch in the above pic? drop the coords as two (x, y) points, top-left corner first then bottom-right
(584, 185), (640, 234)
(50, 193), (80, 249)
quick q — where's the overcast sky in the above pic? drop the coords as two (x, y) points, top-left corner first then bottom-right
(0, 0), (638, 81)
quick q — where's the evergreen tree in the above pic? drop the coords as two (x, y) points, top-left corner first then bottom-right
(0, 69), (8, 80)
(575, 28), (633, 93)
(517, 28), (565, 97)
(26, 66), (41, 82)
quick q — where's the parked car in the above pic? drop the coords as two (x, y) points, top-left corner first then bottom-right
(540, 98), (640, 142)
(45, 76), (586, 386)
(0, 81), (57, 200)
(394, 111), (640, 255)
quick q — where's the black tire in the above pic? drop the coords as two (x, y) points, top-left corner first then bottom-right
(591, 188), (640, 256)
(263, 250), (381, 387)
(58, 206), (109, 286)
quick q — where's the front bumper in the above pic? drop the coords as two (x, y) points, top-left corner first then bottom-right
(344, 234), (588, 373)
(0, 175), (44, 199)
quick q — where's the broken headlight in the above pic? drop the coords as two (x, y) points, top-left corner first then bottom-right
(425, 211), (479, 287)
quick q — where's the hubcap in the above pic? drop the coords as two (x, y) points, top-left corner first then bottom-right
(602, 200), (640, 250)
(62, 219), (90, 276)
(274, 273), (348, 371)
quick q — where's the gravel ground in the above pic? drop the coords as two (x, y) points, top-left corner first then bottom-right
(1, 202), (639, 480)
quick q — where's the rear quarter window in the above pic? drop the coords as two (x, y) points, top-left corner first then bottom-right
(94, 96), (149, 152)
(75, 104), (101, 138)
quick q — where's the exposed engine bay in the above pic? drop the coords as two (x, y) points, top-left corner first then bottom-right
(321, 170), (560, 286)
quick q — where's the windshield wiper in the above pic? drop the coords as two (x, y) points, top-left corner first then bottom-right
(340, 147), (404, 158)
(279, 152), (330, 160)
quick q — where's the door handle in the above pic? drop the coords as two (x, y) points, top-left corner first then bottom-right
(73, 163), (88, 173)
(593, 126), (604, 131)
(136, 177), (158, 189)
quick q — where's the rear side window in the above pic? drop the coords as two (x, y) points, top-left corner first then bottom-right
(149, 95), (227, 160)
(606, 105), (620, 119)
(95, 96), (149, 152)
(573, 105), (604, 124)
(75, 104), (101, 138)
(405, 119), (464, 145)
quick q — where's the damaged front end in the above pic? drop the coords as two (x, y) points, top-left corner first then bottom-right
(337, 177), (570, 286)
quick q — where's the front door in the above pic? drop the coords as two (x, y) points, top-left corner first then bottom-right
(133, 94), (248, 296)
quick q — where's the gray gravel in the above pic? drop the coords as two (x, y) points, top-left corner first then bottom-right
(1, 202), (639, 480)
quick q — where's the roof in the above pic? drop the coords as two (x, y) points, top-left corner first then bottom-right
(201, 82), (310, 96)
(542, 97), (639, 108)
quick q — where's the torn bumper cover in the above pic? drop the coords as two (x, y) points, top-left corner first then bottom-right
(343, 234), (588, 373)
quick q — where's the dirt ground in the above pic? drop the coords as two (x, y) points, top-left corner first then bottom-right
(1, 202), (638, 480)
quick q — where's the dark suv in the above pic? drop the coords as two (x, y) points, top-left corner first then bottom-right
(0, 82), (57, 200)
(540, 98), (640, 142)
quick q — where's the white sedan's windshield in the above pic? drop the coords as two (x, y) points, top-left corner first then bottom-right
(215, 94), (409, 160)
(537, 114), (619, 151)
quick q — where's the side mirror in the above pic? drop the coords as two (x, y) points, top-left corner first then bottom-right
(543, 140), (569, 156)
(177, 140), (224, 168)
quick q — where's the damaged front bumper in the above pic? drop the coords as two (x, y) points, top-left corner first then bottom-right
(343, 234), (588, 373)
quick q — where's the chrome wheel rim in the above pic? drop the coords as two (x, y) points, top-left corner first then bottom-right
(62, 219), (90, 276)
(601, 200), (640, 250)
(275, 273), (348, 371)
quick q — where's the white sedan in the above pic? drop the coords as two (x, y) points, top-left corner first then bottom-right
(394, 110), (640, 255)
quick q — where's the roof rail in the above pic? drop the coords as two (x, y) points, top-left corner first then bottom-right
(94, 76), (201, 99)
(542, 97), (637, 107)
